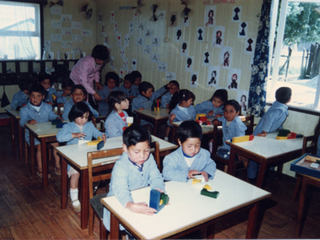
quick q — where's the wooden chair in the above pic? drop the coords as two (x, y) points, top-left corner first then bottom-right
(92, 116), (106, 132)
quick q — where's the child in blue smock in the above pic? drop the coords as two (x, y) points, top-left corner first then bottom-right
(62, 85), (99, 121)
(119, 73), (135, 100)
(38, 73), (59, 105)
(195, 89), (228, 117)
(103, 125), (165, 231)
(20, 83), (61, 178)
(163, 120), (216, 182)
(11, 78), (33, 110)
(98, 72), (120, 116)
(160, 80), (180, 108)
(212, 100), (247, 160)
(104, 91), (130, 138)
(247, 87), (292, 181)
(57, 102), (106, 212)
(130, 70), (142, 97)
(57, 78), (74, 104)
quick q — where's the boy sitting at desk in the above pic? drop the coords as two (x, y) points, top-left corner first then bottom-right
(20, 83), (62, 178)
(247, 87), (292, 182)
(11, 78), (34, 111)
(103, 124), (165, 231)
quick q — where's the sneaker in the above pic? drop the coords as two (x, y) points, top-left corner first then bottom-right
(55, 167), (61, 176)
(71, 200), (81, 213)
(36, 171), (51, 179)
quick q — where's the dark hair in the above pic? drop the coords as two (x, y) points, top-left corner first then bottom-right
(275, 87), (292, 104)
(68, 101), (92, 122)
(71, 84), (87, 96)
(107, 91), (127, 118)
(169, 80), (180, 88)
(177, 120), (202, 143)
(19, 78), (34, 91)
(210, 89), (228, 103)
(38, 73), (52, 85)
(105, 72), (119, 87)
(138, 81), (154, 95)
(123, 124), (151, 148)
(124, 73), (135, 84)
(131, 71), (142, 80)
(224, 99), (241, 113)
(169, 89), (195, 112)
(29, 83), (46, 96)
(91, 44), (109, 61)
(62, 78), (75, 89)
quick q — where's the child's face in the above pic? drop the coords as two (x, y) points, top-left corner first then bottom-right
(224, 105), (239, 122)
(23, 89), (29, 96)
(40, 79), (51, 90)
(74, 112), (89, 126)
(169, 85), (179, 95)
(117, 99), (130, 111)
(63, 87), (72, 96)
(134, 77), (141, 86)
(71, 89), (86, 102)
(180, 98), (193, 108)
(178, 137), (201, 157)
(107, 78), (116, 90)
(212, 97), (223, 108)
(142, 88), (153, 98)
(94, 58), (104, 66)
(123, 79), (132, 89)
(123, 140), (150, 165)
(29, 91), (45, 106)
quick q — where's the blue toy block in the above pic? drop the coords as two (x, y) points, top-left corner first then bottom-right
(97, 140), (105, 150)
(51, 119), (62, 125)
(149, 189), (169, 213)
(56, 122), (66, 128)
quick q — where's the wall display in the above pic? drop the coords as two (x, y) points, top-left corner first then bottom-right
(175, 26), (182, 42)
(50, 6), (62, 15)
(137, 37), (144, 46)
(138, 22), (145, 31)
(51, 34), (62, 42)
(227, 68), (242, 90)
(98, 12), (103, 24)
(190, 72), (198, 88)
(151, 54), (159, 63)
(181, 41), (188, 57)
(245, 38), (255, 54)
(237, 90), (249, 114)
(238, 21), (248, 38)
(204, 6), (216, 27)
(117, 34), (122, 46)
(220, 46), (232, 68)
(72, 35), (82, 42)
(132, 58), (137, 70)
(231, 6), (241, 22)
(212, 26), (225, 47)
(71, 21), (82, 29)
(203, 51), (211, 66)
(144, 29), (153, 38)
(166, 71), (176, 81)
(207, 65), (220, 87)
(61, 28), (72, 35)
(51, 21), (61, 28)
(120, 46), (125, 59)
(157, 10), (166, 20)
(169, 12), (178, 27)
(119, 69), (124, 78)
(197, 27), (205, 42)
(186, 56), (193, 72)
(143, 45), (152, 54)
(44, 41), (52, 52)
(111, 11), (115, 23)
(123, 57), (128, 71)
(158, 62), (167, 72)
(61, 14), (72, 22)
(151, 37), (160, 47)
(81, 29), (92, 37)
(61, 41), (72, 49)
(129, 22), (134, 35)
(125, 34), (130, 47)
(114, 22), (119, 34)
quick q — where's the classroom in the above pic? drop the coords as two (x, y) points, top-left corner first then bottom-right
(1, 0), (320, 239)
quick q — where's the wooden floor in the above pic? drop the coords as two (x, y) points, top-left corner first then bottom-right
(1, 124), (320, 239)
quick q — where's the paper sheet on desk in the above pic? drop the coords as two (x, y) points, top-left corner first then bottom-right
(78, 139), (90, 145)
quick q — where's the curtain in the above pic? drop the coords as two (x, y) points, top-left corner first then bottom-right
(247, 0), (272, 117)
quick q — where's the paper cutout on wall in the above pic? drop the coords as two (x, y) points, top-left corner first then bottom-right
(197, 27), (205, 42)
(61, 28), (72, 35)
(166, 71), (176, 81)
(203, 51), (211, 66)
(81, 29), (92, 37)
(151, 54), (159, 63)
(51, 21), (61, 28)
(190, 72), (198, 88)
(61, 14), (72, 22)
(72, 35), (82, 42)
(125, 34), (130, 47)
(123, 57), (128, 71)
(237, 90), (248, 114)
(133, 12), (138, 22)
(117, 34), (121, 46)
(232, 6), (241, 22)
(238, 21), (248, 38)
(227, 68), (241, 90)
(50, 6), (62, 15)
(181, 41), (188, 57)
(169, 12), (178, 27)
(61, 41), (72, 49)
(143, 45), (152, 54)
(71, 21), (82, 29)
(158, 62), (167, 72)
(186, 56), (193, 72)
(212, 25), (225, 47)
(51, 34), (62, 42)
(114, 22), (119, 34)
(182, 16), (189, 27)
(111, 11), (115, 23)
(245, 38), (255, 54)
(220, 46), (232, 68)
(109, 56), (115, 69)
(129, 22), (134, 35)
(138, 22), (145, 31)
(152, 37), (160, 47)
(132, 58), (137, 70)
(44, 41), (52, 52)
(98, 12), (102, 24)
(204, 6), (216, 27)
(175, 27), (182, 42)
(144, 29), (153, 38)
(119, 69), (124, 78)
(137, 37), (144, 46)
(207, 66), (220, 87)
(120, 46), (125, 59)
(101, 23), (105, 34)
(157, 10), (166, 20)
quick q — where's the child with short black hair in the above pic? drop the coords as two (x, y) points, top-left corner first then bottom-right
(11, 78), (34, 110)
(62, 85), (99, 121)
(195, 89), (228, 117)
(163, 120), (216, 182)
(38, 73), (58, 105)
(98, 72), (120, 116)
(20, 83), (61, 178)
(104, 91), (130, 138)
(103, 124), (165, 231)
(130, 70), (142, 97)
(119, 73), (135, 100)
(161, 80), (180, 108)
(57, 78), (75, 104)
(57, 102), (106, 212)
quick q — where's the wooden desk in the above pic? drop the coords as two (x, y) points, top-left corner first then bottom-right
(226, 132), (303, 188)
(5, 109), (23, 160)
(55, 135), (177, 229)
(134, 108), (169, 135)
(102, 170), (271, 239)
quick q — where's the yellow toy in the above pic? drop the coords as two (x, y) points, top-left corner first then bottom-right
(86, 136), (103, 146)
(232, 135), (254, 143)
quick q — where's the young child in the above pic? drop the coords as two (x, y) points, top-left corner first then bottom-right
(119, 73), (135, 100)
(11, 78), (33, 110)
(20, 83), (61, 178)
(313, 118), (320, 157)
(162, 120), (216, 182)
(212, 100), (247, 160)
(56, 102), (106, 212)
(104, 91), (130, 138)
(130, 70), (142, 97)
(160, 80), (180, 108)
(57, 78), (75, 104)
(247, 87), (292, 181)
(102, 125), (165, 231)
(98, 72), (120, 116)
(195, 89), (228, 117)
(62, 85), (99, 121)
(38, 73), (58, 105)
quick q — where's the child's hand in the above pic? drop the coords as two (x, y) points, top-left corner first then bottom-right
(72, 132), (86, 139)
(257, 131), (267, 137)
(102, 134), (107, 142)
(207, 111), (214, 116)
(201, 171), (209, 182)
(215, 114), (223, 118)
(169, 113), (176, 124)
(188, 170), (201, 179)
(93, 92), (102, 102)
(166, 104), (169, 108)
(166, 82), (174, 89)
(126, 201), (157, 215)
(139, 107), (144, 110)
(46, 101), (54, 105)
(56, 117), (63, 120)
(27, 119), (37, 125)
(212, 119), (220, 126)
(96, 82), (103, 91)
(105, 97), (108, 103)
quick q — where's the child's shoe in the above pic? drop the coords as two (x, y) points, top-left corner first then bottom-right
(71, 199), (81, 213)
(36, 171), (51, 179)
(55, 167), (61, 176)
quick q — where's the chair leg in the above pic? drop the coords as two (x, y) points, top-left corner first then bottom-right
(223, 165), (228, 173)
(89, 205), (94, 236)
(292, 174), (302, 202)
(99, 219), (108, 240)
(25, 142), (29, 163)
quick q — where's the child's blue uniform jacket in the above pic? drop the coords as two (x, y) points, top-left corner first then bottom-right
(167, 104), (197, 127)
(160, 91), (172, 108)
(57, 95), (73, 105)
(317, 135), (320, 157)
(162, 146), (216, 182)
(11, 90), (28, 110)
(98, 86), (120, 116)
(104, 110), (128, 138)
(20, 102), (59, 145)
(119, 85), (131, 98)
(217, 116), (247, 151)
(195, 100), (224, 117)
(130, 85), (139, 97)
(103, 151), (164, 231)
(62, 101), (99, 121)
(252, 101), (288, 135)
(44, 86), (59, 103)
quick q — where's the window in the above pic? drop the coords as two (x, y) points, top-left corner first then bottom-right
(0, 1), (41, 60)
(268, 0), (320, 111)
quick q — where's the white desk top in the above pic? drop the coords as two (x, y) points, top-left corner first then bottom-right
(102, 170), (271, 239)
(5, 108), (20, 118)
(56, 135), (177, 170)
(25, 122), (63, 138)
(227, 132), (303, 159)
(172, 120), (219, 134)
(135, 108), (169, 120)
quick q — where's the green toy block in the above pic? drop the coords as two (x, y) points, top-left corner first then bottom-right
(201, 188), (219, 198)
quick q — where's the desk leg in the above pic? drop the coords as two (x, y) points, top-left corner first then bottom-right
(30, 133), (36, 177)
(172, 126), (178, 144)
(136, 114), (141, 125)
(9, 116), (15, 154)
(246, 202), (260, 239)
(227, 147), (236, 175)
(80, 169), (89, 229)
(110, 212), (120, 240)
(61, 157), (67, 209)
(41, 138), (48, 187)
(153, 121), (159, 136)
(295, 176), (309, 237)
(18, 121), (23, 161)
(256, 160), (267, 188)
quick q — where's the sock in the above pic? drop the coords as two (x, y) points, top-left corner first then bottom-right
(164, 137), (169, 141)
(70, 188), (80, 205)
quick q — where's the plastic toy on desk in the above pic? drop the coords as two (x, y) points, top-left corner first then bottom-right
(51, 119), (62, 125)
(201, 188), (220, 199)
(56, 122), (66, 128)
(196, 114), (206, 121)
(127, 116), (134, 127)
(149, 189), (169, 213)
(276, 129), (303, 140)
(86, 136), (105, 150)
(151, 99), (160, 112)
(232, 135), (254, 143)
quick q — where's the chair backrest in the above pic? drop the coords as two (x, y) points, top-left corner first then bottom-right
(150, 141), (160, 170)
(92, 116), (106, 132)
(57, 103), (64, 117)
(302, 135), (317, 155)
(239, 115), (254, 135)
